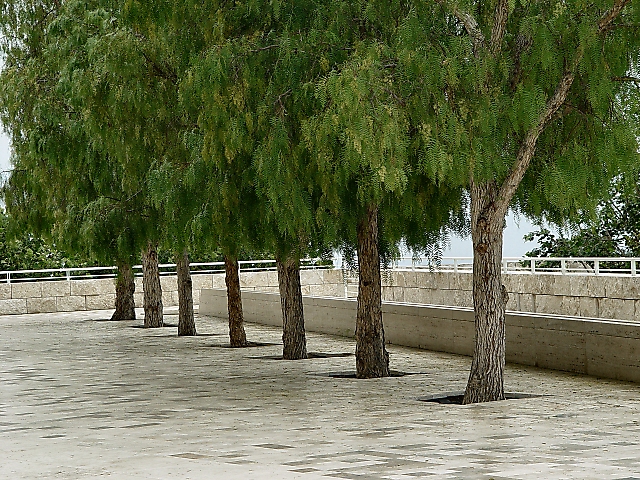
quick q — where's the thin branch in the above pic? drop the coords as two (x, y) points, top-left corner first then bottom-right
(274, 89), (292, 117)
(141, 52), (178, 85)
(612, 75), (640, 85)
(494, 67), (578, 220)
(433, 0), (485, 54)
(250, 44), (278, 53)
(492, 0), (633, 221)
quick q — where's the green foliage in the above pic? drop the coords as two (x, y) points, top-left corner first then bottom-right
(397, 0), (640, 221)
(3, 0), (637, 282)
(0, 0), (172, 266)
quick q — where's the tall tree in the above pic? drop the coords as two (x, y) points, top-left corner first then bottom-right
(52, 0), (197, 327)
(303, 38), (414, 377)
(397, 0), (640, 402)
(0, 0), (143, 321)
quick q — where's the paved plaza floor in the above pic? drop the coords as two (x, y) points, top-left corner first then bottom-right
(2, 309), (640, 479)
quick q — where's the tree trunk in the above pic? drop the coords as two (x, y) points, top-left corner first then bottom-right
(176, 250), (196, 336)
(110, 262), (136, 321)
(355, 203), (390, 378)
(224, 255), (247, 347)
(141, 242), (163, 328)
(463, 181), (509, 404)
(276, 255), (307, 360)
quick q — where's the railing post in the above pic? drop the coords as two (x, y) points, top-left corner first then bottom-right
(561, 259), (566, 275)
(531, 258), (536, 274)
(66, 269), (71, 281)
(503, 259), (508, 274)
(632, 260), (637, 277)
(342, 265), (348, 299)
(594, 260), (600, 276)
(6, 272), (9, 284)
(454, 259), (458, 274)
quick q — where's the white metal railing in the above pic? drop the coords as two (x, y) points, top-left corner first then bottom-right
(389, 256), (640, 277)
(0, 258), (330, 283)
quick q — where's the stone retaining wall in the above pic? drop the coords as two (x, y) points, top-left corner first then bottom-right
(200, 288), (640, 384)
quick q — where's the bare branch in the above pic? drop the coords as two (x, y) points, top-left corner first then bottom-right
(598, 0), (631, 33)
(490, 0), (510, 54)
(494, 68), (577, 220)
(612, 75), (640, 85)
(433, 0), (486, 54)
(250, 44), (278, 53)
(510, 33), (533, 91)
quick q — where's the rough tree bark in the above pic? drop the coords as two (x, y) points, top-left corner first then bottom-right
(276, 255), (307, 360)
(176, 250), (196, 336)
(141, 242), (163, 328)
(110, 262), (136, 321)
(355, 203), (390, 378)
(463, 181), (509, 404)
(224, 255), (247, 347)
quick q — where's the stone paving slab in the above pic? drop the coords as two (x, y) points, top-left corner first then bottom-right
(1, 309), (640, 479)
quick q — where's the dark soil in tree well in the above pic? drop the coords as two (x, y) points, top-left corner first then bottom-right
(249, 352), (353, 360)
(207, 341), (280, 348)
(419, 392), (545, 405)
(315, 370), (425, 379)
(131, 323), (178, 329)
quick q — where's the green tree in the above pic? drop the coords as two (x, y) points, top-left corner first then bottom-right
(48, 0), (192, 328)
(397, 0), (640, 402)
(302, 3), (446, 377)
(0, 0), (142, 321)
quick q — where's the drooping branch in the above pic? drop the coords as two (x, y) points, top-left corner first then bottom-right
(489, 0), (510, 54)
(433, 0), (486, 54)
(141, 51), (178, 85)
(510, 33), (533, 91)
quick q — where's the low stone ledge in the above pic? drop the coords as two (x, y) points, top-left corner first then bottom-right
(161, 290), (178, 307)
(70, 278), (114, 297)
(57, 296), (86, 312)
(41, 280), (71, 297)
(192, 274), (214, 291)
(200, 288), (640, 384)
(86, 294), (116, 311)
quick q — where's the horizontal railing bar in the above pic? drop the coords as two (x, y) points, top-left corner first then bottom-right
(0, 259), (331, 283)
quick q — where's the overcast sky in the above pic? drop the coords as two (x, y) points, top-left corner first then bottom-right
(444, 212), (539, 258)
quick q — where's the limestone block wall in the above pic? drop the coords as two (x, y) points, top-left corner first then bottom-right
(1, 267), (638, 323)
(0, 268), (343, 315)
(380, 271), (640, 322)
